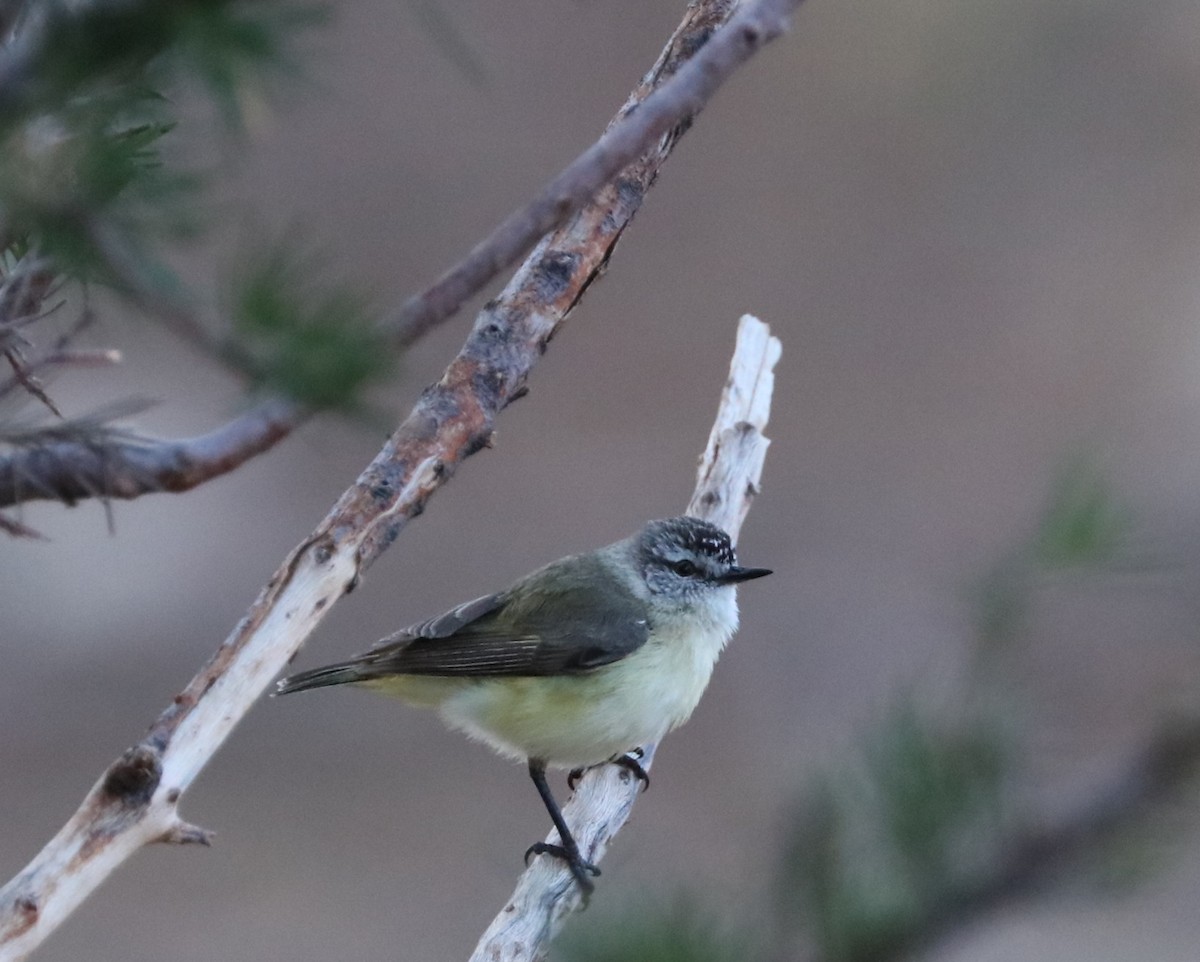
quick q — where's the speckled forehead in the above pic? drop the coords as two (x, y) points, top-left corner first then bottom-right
(644, 517), (737, 565)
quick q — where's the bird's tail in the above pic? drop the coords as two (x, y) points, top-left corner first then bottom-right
(274, 661), (367, 696)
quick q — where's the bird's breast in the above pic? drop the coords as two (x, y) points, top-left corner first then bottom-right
(437, 597), (737, 768)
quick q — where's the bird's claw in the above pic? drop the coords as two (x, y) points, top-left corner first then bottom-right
(611, 749), (650, 791)
(567, 749), (650, 793)
(524, 841), (600, 893)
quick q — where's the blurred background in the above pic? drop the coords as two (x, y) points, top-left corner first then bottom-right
(4, 0), (1200, 959)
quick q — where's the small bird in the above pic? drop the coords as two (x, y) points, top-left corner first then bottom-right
(275, 516), (771, 892)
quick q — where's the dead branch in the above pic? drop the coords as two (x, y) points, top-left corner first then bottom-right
(0, 0), (796, 956)
(0, 397), (302, 508)
(469, 315), (778, 962)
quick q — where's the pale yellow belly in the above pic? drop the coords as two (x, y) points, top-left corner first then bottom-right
(363, 606), (735, 768)
(446, 638), (716, 766)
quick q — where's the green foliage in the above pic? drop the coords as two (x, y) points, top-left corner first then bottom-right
(781, 783), (919, 962)
(0, 1), (320, 282)
(0, 90), (195, 279)
(971, 456), (1129, 650)
(557, 895), (753, 962)
(773, 461), (1146, 962)
(1, 1), (323, 132)
(169, 2), (327, 127)
(969, 553), (1031, 651)
(778, 703), (1011, 962)
(1032, 458), (1128, 569)
(863, 703), (1008, 889)
(0, 0), (388, 419)
(231, 244), (392, 411)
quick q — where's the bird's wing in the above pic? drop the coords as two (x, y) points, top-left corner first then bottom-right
(358, 556), (651, 678)
(403, 591), (508, 640)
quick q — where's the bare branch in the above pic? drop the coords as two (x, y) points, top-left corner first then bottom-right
(158, 821), (214, 848)
(0, 397), (302, 509)
(387, 0), (806, 347)
(0, 228), (301, 515)
(0, 0), (792, 953)
(470, 315), (779, 962)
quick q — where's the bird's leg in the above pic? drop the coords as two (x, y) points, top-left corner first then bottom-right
(568, 748), (650, 792)
(523, 759), (600, 894)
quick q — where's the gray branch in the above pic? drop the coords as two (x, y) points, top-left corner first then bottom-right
(0, 398), (303, 508)
(387, 0), (808, 347)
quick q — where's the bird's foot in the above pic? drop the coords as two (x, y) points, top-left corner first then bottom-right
(524, 841), (600, 894)
(567, 748), (650, 793)
(611, 748), (650, 791)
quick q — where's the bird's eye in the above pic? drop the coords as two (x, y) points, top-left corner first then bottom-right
(671, 559), (698, 577)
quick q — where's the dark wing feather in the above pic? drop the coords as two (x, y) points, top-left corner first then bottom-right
(357, 555), (650, 678)
(397, 592), (508, 641)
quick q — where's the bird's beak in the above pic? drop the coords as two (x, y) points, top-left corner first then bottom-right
(719, 565), (773, 584)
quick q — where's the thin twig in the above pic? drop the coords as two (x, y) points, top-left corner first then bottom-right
(469, 315), (778, 962)
(0, 257), (69, 412)
(83, 219), (238, 366)
(0, 509), (44, 538)
(1, 348), (58, 415)
(0, 348), (120, 405)
(386, 0), (806, 347)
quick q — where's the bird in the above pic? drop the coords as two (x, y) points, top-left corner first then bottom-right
(275, 515), (771, 892)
